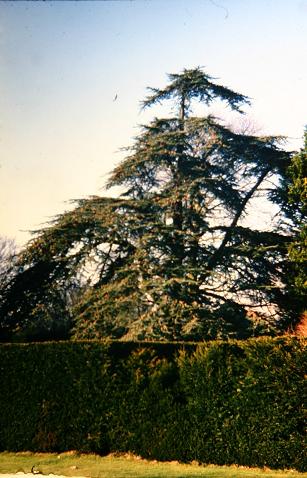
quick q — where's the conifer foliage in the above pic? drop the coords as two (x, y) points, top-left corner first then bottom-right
(275, 129), (307, 329)
(0, 68), (295, 341)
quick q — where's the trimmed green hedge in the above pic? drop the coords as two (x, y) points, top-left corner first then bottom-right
(0, 338), (305, 470)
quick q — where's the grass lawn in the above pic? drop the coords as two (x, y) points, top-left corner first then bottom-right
(0, 452), (305, 478)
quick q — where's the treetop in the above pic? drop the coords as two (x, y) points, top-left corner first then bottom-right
(141, 67), (251, 114)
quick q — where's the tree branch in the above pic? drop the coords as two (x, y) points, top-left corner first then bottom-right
(207, 167), (271, 270)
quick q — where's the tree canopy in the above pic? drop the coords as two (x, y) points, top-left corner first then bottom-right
(0, 67), (302, 342)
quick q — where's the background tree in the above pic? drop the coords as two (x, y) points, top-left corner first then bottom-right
(0, 236), (20, 341)
(0, 68), (296, 341)
(273, 129), (307, 331)
(0, 234), (83, 342)
(0, 236), (17, 288)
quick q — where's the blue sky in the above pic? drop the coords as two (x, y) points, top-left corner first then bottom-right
(1, 0), (306, 246)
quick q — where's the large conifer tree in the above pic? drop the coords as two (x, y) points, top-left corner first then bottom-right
(0, 68), (295, 341)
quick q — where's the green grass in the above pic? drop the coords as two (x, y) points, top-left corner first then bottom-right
(0, 452), (305, 478)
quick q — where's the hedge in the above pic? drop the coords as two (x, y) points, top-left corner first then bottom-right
(0, 337), (305, 470)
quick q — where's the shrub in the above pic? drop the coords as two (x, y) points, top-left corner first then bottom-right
(0, 337), (305, 470)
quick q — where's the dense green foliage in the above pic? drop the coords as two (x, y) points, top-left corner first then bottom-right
(275, 129), (307, 328)
(0, 338), (305, 470)
(0, 67), (299, 341)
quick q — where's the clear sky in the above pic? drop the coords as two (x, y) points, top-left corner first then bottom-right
(1, 0), (306, 246)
